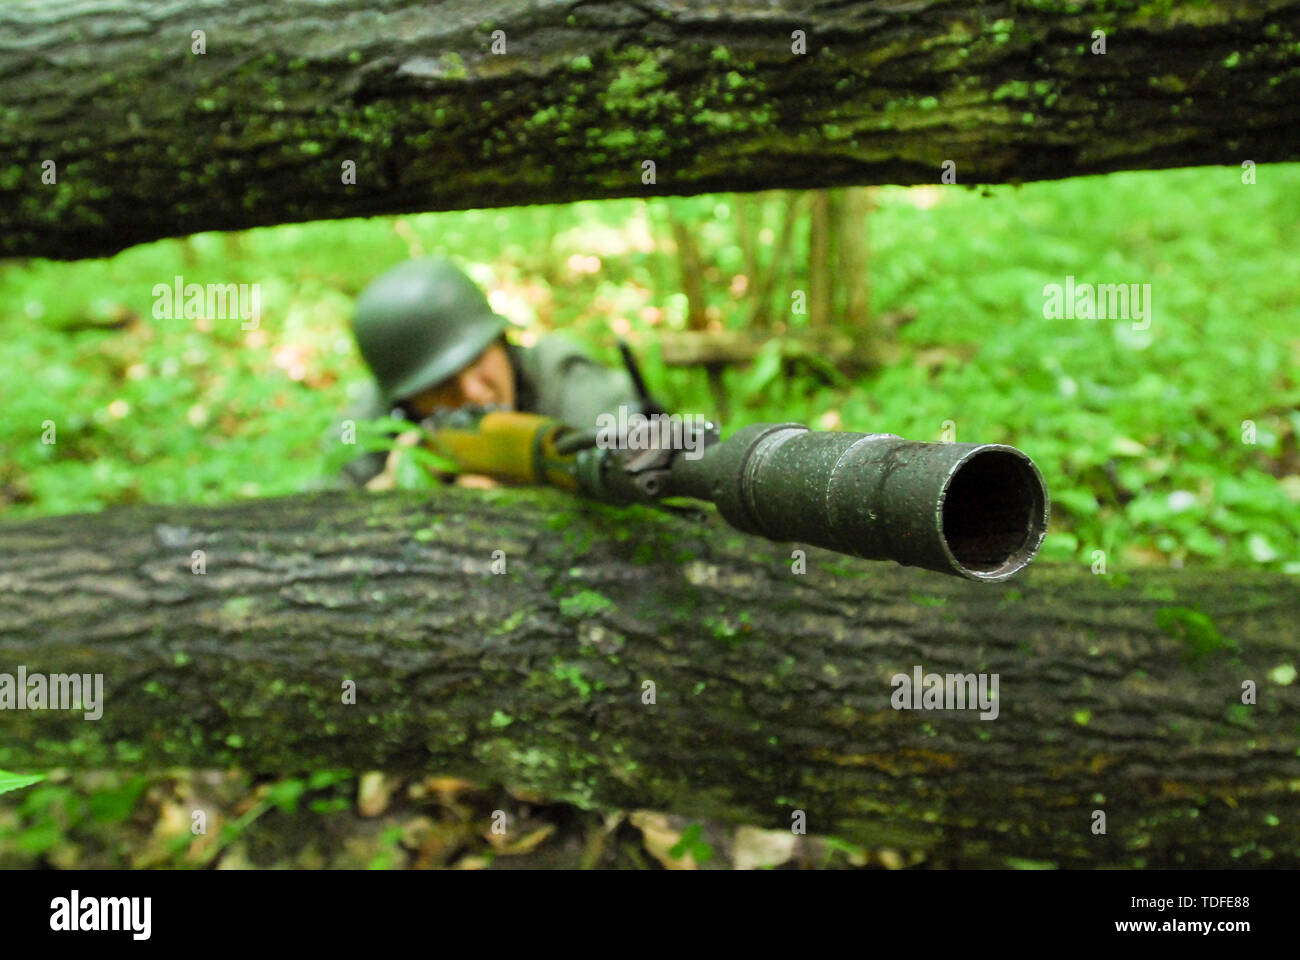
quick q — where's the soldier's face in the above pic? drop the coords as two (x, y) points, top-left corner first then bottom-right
(405, 341), (516, 418)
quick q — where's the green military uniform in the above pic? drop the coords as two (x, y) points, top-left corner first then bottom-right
(332, 257), (649, 487)
(336, 332), (644, 487)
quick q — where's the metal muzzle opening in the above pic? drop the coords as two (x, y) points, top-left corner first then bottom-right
(939, 448), (1049, 581)
(672, 424), (1050, 582)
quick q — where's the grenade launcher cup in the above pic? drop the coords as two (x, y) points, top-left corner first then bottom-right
(418, 408), (1050, 583)
(668, 423), (1050, 582)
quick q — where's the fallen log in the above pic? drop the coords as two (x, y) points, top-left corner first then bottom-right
(652, 312), (917, 368)
(1, 487), (1296, 867)
(3, 0), (1299, 259)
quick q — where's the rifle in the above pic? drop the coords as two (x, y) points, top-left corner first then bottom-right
(417, 404), (1049, 582)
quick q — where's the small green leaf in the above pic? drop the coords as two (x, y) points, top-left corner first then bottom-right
(265, 778), (307, 815)
(560, 590), (613, 618)
(741, 339), (784, 395)
(89, 775), (146, 823)
(668, 823), (714, 863)
(0, 770), (46, 796)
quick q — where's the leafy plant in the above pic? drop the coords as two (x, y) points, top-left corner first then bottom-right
(0, 770), (45, 796)
(669, 823), (714, 864)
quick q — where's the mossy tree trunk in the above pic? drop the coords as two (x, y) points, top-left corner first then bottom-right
(1, 489), (1297, 867)
(3, 0), (1299, 260)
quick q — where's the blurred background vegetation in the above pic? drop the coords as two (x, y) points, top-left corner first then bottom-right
(2, 164), (1298, 867)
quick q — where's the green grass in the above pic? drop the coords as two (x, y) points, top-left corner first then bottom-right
(1, 165), (1297, 574)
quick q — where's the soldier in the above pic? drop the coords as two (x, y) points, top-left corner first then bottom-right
(335, 257), (652, 489)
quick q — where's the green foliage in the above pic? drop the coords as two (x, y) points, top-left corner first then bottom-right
(668, 822), (714, 863)
(551, 660), (593, 700)
(559, 589), (613, 618)
(820, 835), (869, 868)
(265, 778), (308, 815)
(367, 825), (406, 870)
(0, 770), (44, 796)
(740, 338), (785, 395)
(0, 169), (1292, 570)
(0, 770), (357, 868)
(909, 594), (948, 607)
(0, 774), (137, 861)
(87, 775), (146, 823)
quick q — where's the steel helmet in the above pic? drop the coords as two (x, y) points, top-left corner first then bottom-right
(352, 258), (510, 404)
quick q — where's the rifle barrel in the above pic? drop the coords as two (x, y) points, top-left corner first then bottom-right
(668, 423), (1049, 582)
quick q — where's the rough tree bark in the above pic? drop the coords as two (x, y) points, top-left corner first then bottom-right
(1, 489), (1297, 868)
(3, 0), (1299, 260)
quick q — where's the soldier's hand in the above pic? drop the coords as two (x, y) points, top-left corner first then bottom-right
(454, 473), (500, 489)
(365, 430), (422, 491)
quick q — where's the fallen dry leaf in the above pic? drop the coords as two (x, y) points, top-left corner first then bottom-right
(732, 825), (798, 870)
(628, 810), (697, 870)
(487, 823), (556, 856)
(408, 775), (477, 802)
(877, 848), (904, 870)
(357, 771), (399, 817)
